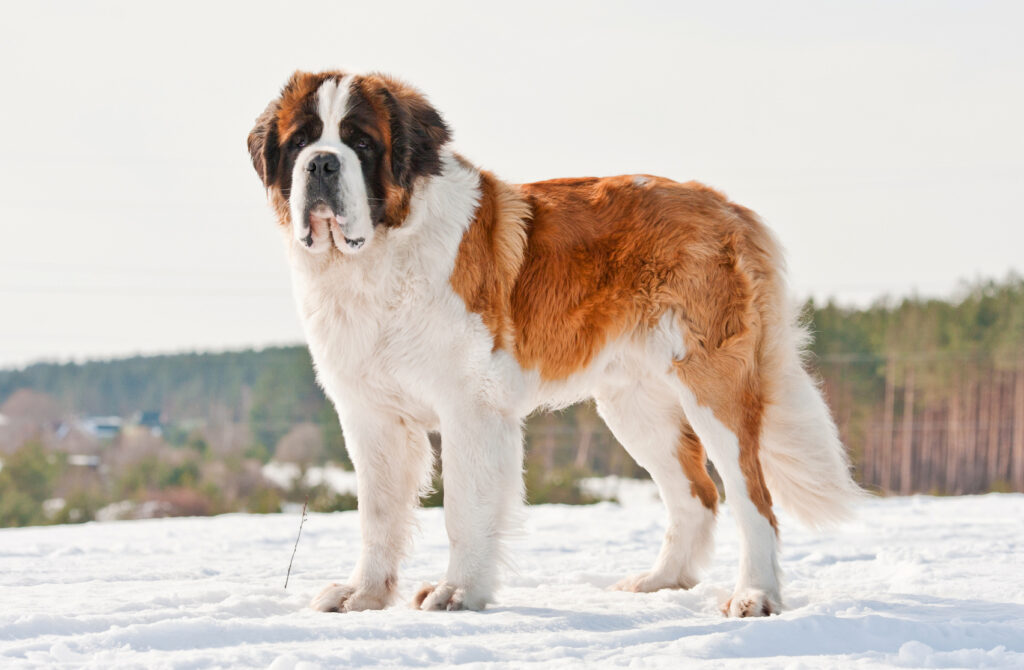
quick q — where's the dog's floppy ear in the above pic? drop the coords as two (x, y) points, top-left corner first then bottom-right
(381, 82), (451, 189)
(247, 99), (281, 187)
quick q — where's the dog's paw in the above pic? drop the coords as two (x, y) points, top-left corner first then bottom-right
(611, 571), (698, 593)
(721, 588), (781, 617)
(412, 580), (486, 611)
(310, 582), (390, 613)
(310, 583), (355, 612)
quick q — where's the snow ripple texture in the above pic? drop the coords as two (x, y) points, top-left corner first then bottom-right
(1, 492), (1022, 669)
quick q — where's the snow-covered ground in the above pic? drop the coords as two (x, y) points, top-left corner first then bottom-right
(1, 492), (1022, 669)
(261, 462), (359, 496)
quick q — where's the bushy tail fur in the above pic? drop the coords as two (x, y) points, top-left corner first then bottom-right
(758, 285), (868, 529)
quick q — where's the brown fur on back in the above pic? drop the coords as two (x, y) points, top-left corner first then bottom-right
(451, 171), (787, 521)
(460, 174), (782, 378)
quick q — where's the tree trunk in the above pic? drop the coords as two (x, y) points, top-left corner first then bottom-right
(921, 405), (935, 493)
(985, 372), (1001, 490)
(573, 404), (599, 471)
(537, 413), (557, 471)
(964, 373), (979, 493)
(946, 385), (961, 495)
(574, 425), (593, 471)
(1013, 362), (1024, 491)
(900, 369), (916, 494)
(881, 359), (896, 492)
(996, 370), (1012, 483)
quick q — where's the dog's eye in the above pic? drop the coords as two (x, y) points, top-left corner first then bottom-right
(292, 135), (307, 150)
(355, 137), (371, 152)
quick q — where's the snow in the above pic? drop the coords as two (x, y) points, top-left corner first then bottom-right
(261, 462), (358, 496)
(303, 466), (358, 497)
(1, 493), (1023, 669)
(259, 461), (301, 490)
(579, 475), (661, 507)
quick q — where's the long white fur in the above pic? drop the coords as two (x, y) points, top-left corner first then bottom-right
(759, 297), (868, 528)
(289, 77), (860, 615)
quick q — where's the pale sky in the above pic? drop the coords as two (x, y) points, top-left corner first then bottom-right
(1, 0), (1022, 368)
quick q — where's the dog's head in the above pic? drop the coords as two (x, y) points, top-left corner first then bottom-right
(248, 71), (450, 254)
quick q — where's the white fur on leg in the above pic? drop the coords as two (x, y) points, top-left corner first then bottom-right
(596, 378), (717, 593)
(311, 412), (433, 613)
(677, 386), (782, 616)
(613, 505), (716, 593)
(418, 408), (524, 611)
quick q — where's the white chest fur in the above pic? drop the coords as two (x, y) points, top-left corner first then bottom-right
(284, 154), (513, 428)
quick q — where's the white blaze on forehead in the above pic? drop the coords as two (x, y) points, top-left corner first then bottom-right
(316, 75), (356, 142)
(285, 72), (374, 254)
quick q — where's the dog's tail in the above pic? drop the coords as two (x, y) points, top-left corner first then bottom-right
(756, 254), (868, 529)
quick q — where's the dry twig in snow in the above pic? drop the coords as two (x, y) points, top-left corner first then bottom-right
(284, 498), (308, 589)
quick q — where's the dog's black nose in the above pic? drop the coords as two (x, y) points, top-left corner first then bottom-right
(307, 153), (340, 175)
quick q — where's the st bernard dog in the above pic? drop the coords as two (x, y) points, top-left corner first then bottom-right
(248, 70), (863, 617)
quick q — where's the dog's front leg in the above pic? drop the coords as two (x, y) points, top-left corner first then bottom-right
(311, 414), (433, 613)
(416, 408), (524, 611)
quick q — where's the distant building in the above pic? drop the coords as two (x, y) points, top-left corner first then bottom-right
(67, 454), (101, 468)
(132, 410), (164, 437)
(79, 416), (123, 440)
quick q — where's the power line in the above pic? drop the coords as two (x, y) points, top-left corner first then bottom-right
(0, 285), (291, 297)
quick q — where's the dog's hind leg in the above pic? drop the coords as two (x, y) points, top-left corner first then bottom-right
(673, 350), (783, 617)
(595, 378), (718, 593)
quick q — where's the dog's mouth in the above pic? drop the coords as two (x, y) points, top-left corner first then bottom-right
(306, 202), (365, 250)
